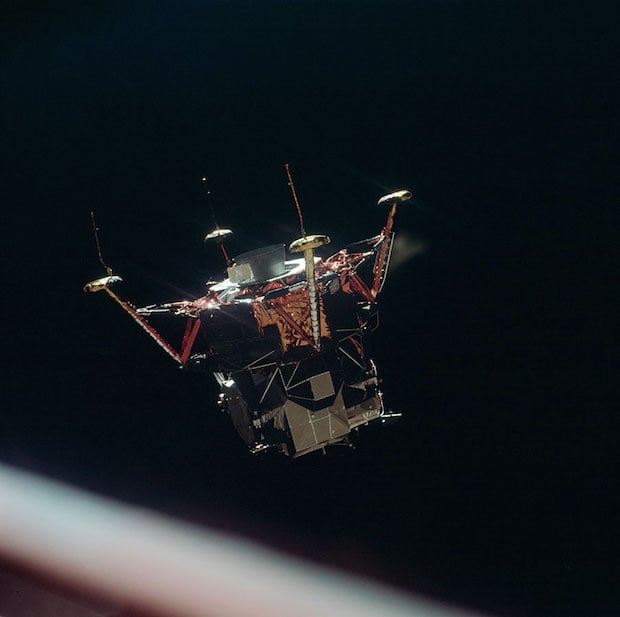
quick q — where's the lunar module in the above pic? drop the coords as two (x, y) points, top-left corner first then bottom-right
(85, 170), (410, 457)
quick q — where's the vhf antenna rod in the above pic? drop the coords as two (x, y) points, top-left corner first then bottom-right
(90, 211), (113, 276)
(285, 164), (330, 351)
(202, 177), (233, 267)
(285, 163), (306, 238)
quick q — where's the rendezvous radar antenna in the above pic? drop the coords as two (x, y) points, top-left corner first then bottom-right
(285, 163), (330, 351)
(202, 176), (233, 267)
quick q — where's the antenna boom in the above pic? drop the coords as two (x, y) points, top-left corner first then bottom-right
(284, 163), (306, 237)
(90, 211), (113, 276)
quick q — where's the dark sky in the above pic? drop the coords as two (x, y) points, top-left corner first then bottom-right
(1, 2), (617, 616)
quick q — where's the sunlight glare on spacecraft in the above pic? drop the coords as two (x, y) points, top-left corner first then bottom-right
(390, 232), (429, 270)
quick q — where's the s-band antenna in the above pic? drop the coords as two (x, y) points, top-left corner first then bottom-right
(284, 164), (330, 351)
(90, 211), (113, 276)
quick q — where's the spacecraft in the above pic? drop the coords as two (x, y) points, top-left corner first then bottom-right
(85, 171), (410, 457)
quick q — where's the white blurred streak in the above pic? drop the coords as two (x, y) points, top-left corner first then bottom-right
(0, 463), (483, 617)
(390, 233), (428, 271)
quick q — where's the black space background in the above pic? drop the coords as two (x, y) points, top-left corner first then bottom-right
(1, 2), (617, 616)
